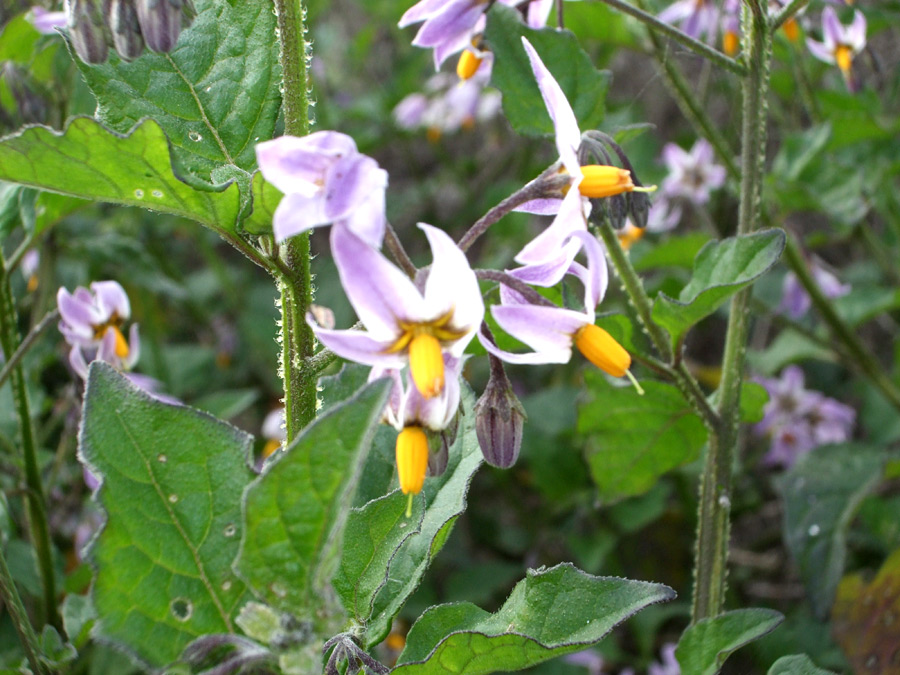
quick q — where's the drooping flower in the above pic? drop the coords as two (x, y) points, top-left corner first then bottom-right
(57, 281), (140, 379)
(754, 365), (855, 468)
(394, 71), (501, 137)
(721, 0), (741, 56)
(21, 249), (40, 292)
(261, 408), (286, 460)
(768, 0), (804, 43)
(658, 0), (720, 44)
(27, 6), (67, 34)
(310, 224), (483, 400)
(780, 262), (850, 319)
(806, 7), (866, 91)
(255, 131), (388, 248)
(659, 139), (726, 206)
(480, 231), (634, 383)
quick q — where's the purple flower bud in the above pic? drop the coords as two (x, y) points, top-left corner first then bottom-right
(65, 0), (110, 64)
(107, 0), (145, 61)
(474, 365), (526, 468)
(135, 0), (183, 53)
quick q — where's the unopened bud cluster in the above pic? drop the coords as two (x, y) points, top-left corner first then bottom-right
(64, 0), (192, 64)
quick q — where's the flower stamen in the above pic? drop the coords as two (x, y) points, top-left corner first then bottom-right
(834, 44), (853, 74)
(456, 48), (483, 80)
(573, 324), (631, 377)
(396, 426), (429, 508)
(409, 333), (444, 398)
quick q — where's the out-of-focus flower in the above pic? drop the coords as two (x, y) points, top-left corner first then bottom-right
(255, 131), (388, 248)
(617, 198), (682, 250)
(658, 0), (719, 43)
(806, 7), (866, 91)
(721, 0), (740, 56)
(261, 408), (286, 460)
(754, 365), (855, 468)
(648, 643), (681, 675)
(57, 281), (140, 379)
(780, 263), (850, 319)
(563, 648), (604, 674)
(27, 6), (67, 34)
(310, 224), (483, 400)
(481, 231), (634, 383)
(768, 0), (804, 43)
(660, 139), (726, 206)
(21, 250), (39, 292)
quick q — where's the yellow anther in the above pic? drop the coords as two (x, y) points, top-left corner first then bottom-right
(456, 49), (483, 80)
(426, 127), (442, 144)
(574, 324), (631, 378)
(261, 439), (281, 459)
(617, 225), (645, 251)
(396, 426), (429, 497)
(782, 17), (800, 43)
(26, 275), (38, 292)
(723, 30), (739, 57)
(577, 165), (635, 199)
(110, 325), (130, 359)
(409, 333), (444, 398)
(834, 44), (853, 74)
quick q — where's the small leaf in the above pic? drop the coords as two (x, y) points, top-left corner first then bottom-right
(484, 4), (609, 138)
(776, 443), (885, 618)
(739, 381), (768, 424)
(767, 654), (838, 675)
(394, 563), (674, 674)
(0, 118), (241, 230)
(75, 0), (281, 182)
(675, 609), (784, 675)
(80, 363), (254, 668)
(578, 374), (708, 503)
(652, 230), (786, 347)
(235, 379), (391, 616)
(243, 171), (281, 235)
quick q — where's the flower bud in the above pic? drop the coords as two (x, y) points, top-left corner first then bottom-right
(135, 0), (183, 53)
(65, 0), (109, 64)
(107, 0), (145, 61)
(474, 367), (526, 469)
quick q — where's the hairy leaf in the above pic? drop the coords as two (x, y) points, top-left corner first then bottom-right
(675, 609), (784, 675)
(768, 654), (838, 675)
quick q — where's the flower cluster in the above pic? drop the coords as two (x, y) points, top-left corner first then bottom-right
(754, 366), (855, 468)
(780, 261), (850, 319)
(392, 71), (501, 139)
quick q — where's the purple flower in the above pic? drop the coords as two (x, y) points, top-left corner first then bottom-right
(27, 6), (67, 34)
(648, 643), (681, 675)
(255, 131), (388, 248)
(310, 224), (483, 400)
(754, 366), (855, 468)
(563, 649), (604, 674)
(373, 355), (463, 433)
(806, 7), (866, 89)
(660, 139), (726, 206)
(658, 0), (719, 43)
(57, 281), (140, 380)
(780, 263), (850, 319)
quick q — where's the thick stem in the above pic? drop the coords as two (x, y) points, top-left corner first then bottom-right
(691, 0), (771, 623)
(0, 544), (47, 674)
(274, 0), (311, 138)
(0, 257), (59, 630)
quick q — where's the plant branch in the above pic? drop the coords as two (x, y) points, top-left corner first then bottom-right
(474, 269), (556, 308)
(384, 221), (417, 279)
(0, 309), (58, 390)
(0, 544), (48, 674)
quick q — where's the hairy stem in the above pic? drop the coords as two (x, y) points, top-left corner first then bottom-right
(0, 256), (59, 630)
(692, 0), (771, 623)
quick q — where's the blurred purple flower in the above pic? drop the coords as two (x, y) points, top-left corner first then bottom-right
(780, 263), (850, 319)
(658, 0), (719, 43)
(754, 366), (855, 468)
(27, 6), (66, 34)
(255, 131), (388, 248)
(563, 648), (604, 674)
(806, 7), (866, 90)
(648, 643), (681, 675)
(660, 139), (726, 206)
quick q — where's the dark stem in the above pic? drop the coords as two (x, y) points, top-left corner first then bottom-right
(474, 269), (556, 308)
(384, 221), (417, 279)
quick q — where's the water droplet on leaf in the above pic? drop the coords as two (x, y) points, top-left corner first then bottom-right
(188, 131), (202, 142)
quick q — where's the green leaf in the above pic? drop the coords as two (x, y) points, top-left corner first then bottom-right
(0, 118), (241, 230)
(632, 232), (712, 272)
(364, 387), (484, 647)
(739, 381), (768, 424)
(243, 171), (281, 235)
(394, 563), (674, 674)
(771, 124), (832, 182)
(652, 230), (786, 347)
(675, 609), (784, 675)
(768, 654), (838, 675)
(776, 443), (886, 618)
(235, 378), (392, 616)
(75, 0), (281, 182)
(191, 388), (259, 421)
(80, 363), (254, 668)
(484, 4), (609, 138)
(578, 374), (708, 503)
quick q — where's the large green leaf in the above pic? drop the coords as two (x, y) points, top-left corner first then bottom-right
(768, 655), (837, 675)
(776, 443), (885, 618)
(652, 230), (786, 347)
(80, 363), (254, 668)
(484, 4), (609, 138)
(235, 378), (392, 616)
(0, 117), (241, 230)
(674, 609), (784, 675)
(578, 374), (708, 503)
(394, 563), (674, 674)
(364, 388), (484, 647)
(75, 0), (281, 182)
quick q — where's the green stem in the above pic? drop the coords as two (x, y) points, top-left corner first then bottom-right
(691, 0), (771, 623)
(273, 0), (316, 441)
(0, 309), (59, 390)
(591, 0), (746, 76)
(783, 235), (900, 414)
(0, 544), (48, 675)
(0, 256), (59, 630)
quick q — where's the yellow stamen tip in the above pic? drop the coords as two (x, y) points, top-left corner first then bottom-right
(456, 49), (483, 80)
(577, 165), (634, 199)
(397, 426), (429, 497)
(262, 439), (281, 459)
(834, 45), (853, 75)
(574, 324), (631, 378)
(782, 17), (800, 43)
(27, 275), (38, 292)
(723, 30), (739, 57)
(111, 325), (130, 359)
(617, 225), (645, 251)
(409, 333), (444, 398)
